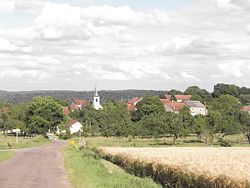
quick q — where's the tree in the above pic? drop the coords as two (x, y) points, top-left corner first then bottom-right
(239, 112), (250, 143)
(239, 94), (250, 105)
(207, 95), (243, 140)
(0, 100), (11, 135)
(213, 83), (241, 98)
(26, 97), (65, 134)
(169, 113), (186, 145)
(185, 86), (213, 102)
(134, 96), (165, 121)
(97, 101), (132, 137)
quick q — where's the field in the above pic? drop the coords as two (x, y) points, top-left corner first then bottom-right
(0, 135), (50, 150)
(99, 147), (250, 188)
(63, 147), (160, 188)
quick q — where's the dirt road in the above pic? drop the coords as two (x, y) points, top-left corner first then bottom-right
(0, 141), (72, 188)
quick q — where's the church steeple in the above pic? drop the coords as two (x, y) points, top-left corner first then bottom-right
(93, 85), (102, 110)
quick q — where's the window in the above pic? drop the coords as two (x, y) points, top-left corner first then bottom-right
(96, 99), (98, 102)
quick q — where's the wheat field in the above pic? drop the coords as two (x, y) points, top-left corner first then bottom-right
(99, 147), (250, 187)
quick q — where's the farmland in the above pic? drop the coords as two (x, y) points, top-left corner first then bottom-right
(99, 147), (250, 188)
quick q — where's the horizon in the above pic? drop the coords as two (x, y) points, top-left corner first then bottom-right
(0, 0), (250, 91)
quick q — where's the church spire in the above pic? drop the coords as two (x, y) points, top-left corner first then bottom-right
(94, 86), (98, 97)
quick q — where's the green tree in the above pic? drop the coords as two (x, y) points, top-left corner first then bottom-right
(185, 86), (213, 102)
(213, 83), (241, 98)
(239, 112), (250, 143)
(27, 97), (65, 134)
(134, 96), (165, 121)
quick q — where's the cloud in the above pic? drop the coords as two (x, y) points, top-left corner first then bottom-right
(0, 37), (18, 52)
(34, 3), (90, 40)
(181, 72), (201, 82)
(218, 62), (244, 77)
(0, 1), (250, 90)
(81, 5), (170, 26)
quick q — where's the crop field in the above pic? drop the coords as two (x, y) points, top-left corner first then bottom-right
(99, 147), (250, 188)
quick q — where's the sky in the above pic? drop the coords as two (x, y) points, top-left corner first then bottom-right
(0, 0), (250, 91)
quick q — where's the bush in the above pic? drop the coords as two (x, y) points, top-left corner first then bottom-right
(217, 138), (232, 147)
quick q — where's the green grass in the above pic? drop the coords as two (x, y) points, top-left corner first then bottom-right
(0, 151), (13, 163)
(0, 135), (50, 150)
(83, 134), (250, 149)
(63, 147), (161, 188)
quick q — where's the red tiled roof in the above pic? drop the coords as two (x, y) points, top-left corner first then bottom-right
(164, 95), (172, 101)
(0, 107), (10, 113)
(175, 95), (192, 101)
(69, 104), (79, 111)
(128, 97), (141, 105)
(160, 99), (171, 104)
(242, 106), (250, 112)
(66, 119), (79, 127)
(127, 104), (137, 111)
(73, 99), (89, 106)
(165, 102), (186, 112)
(63, 107), (70, 116)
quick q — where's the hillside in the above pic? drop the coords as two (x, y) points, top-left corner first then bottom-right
(0, 90), (165, 104)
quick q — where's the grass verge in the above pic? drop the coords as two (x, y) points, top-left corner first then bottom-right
(63, 146), (161, 188)
(0, 151), (13, 163)
(0, 135), (50, 150)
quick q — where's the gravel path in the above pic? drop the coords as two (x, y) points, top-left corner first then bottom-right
(0, 141), (72, 188)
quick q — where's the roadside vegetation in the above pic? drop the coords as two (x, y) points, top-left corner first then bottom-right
(63, 147), (160, 188)
(0, 151), (13, 163)
(0, 135), (50, 150)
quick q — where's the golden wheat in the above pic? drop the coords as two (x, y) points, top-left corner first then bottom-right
(99, 147), (250, 186)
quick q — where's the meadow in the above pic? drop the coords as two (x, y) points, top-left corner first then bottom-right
(0, 135), (50, 150)
(99, 147), (250, 188)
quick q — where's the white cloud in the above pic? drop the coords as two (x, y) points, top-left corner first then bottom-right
(218, 62), (244, 77)
(0, 37), (18, 52)
(181, 72), (201, 82)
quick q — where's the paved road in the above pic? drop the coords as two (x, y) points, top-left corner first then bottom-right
(0, 141), (72, 188)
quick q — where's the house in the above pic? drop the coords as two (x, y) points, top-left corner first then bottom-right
(242, 106), (250, 115)
(62, 107), (70, 116)
(70, 99), (89, 110)
(127, 97), (142, 111)
(175, 95), (192, 103)
(160, 99), (185, 113)
(183, 100), (207, 116)
(67, 120), (83, 134)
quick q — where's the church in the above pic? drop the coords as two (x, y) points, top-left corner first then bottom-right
(63, 86), (103, 116)
(93, 87), (103, 110)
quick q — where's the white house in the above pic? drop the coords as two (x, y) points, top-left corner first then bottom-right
(68, 120), (83, 134)
(183, 100), (208, 116)
(93, 87), (103, 110)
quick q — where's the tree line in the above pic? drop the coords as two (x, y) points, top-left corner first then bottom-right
(0, 83), (250, 145)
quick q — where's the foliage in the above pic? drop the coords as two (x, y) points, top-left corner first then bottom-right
(26, 96), (65, 134)
(184, 86), (213, 102)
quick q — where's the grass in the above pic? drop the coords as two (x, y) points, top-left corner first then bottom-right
(83, 134), (250, 149)
(99, 147), (250, 188)
(63, 146), (161, 188)
(0, 151), (13, 163)
(0, 135), (50, 150)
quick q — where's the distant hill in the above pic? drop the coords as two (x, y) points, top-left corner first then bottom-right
(0, 90), (166, 104)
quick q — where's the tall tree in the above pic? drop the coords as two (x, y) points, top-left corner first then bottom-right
(26, 97), (65, 134)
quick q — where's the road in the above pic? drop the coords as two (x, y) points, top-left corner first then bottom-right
(0, 141), (72, 188)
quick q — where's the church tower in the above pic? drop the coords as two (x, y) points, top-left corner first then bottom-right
(93, 86), (103, 110)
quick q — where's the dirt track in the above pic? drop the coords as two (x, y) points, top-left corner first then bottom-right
(0, 141), (72, 188)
